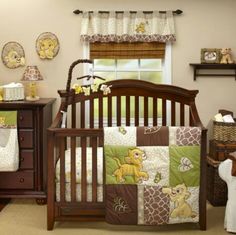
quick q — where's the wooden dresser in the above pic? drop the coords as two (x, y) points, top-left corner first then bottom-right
(0, 98), (55, 204)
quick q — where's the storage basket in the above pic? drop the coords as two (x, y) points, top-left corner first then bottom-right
(213, 120), (236, 142)
(207, 156), (227, 206)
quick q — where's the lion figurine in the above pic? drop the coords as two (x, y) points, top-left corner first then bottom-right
(162, 183), (197, 219)
(220, 48), (234, 64)
(4, 49), (25, 69)
(113, 148), (149, 183)
(38, 38), (58, 59)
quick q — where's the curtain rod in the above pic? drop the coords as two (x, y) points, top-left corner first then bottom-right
(73, 9), (183, 15)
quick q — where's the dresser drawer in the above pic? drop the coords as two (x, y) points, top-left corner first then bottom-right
(18, 130), (34, 148)
(18, 110), (33, 128)
(20, 150), (34, 169)
(0, 171), (34, 189)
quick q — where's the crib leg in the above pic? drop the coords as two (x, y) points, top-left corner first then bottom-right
(47, 215), (55, 231)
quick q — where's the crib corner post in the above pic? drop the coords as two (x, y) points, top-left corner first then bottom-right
(47, 129), (55, 230)
(199, 128), (207, 231)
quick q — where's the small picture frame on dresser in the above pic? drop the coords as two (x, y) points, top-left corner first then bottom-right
(201, 48), (221, 63)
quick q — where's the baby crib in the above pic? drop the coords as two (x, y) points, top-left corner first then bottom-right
(47, 59), (207, 230)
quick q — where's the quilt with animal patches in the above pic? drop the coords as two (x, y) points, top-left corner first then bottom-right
(104, 126), (201, 225)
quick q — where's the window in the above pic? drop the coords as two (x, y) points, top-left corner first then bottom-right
(83, 42), (172, 126)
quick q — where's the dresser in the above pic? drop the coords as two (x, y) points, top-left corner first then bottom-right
(0, 98), (55, 204)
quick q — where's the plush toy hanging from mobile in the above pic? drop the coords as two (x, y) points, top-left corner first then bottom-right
(60, 59), (112, 128)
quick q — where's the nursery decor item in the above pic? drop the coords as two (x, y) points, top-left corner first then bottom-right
(36, 32), (60, 60)
(220, 48), (234, 64)
(21, 66), (43, 101)
(1, 41), (25, 69)
(0, 82), (24, 101)
(201, 48), (220, 64)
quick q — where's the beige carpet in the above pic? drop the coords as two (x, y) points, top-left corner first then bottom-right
(0, 199), (229, 235)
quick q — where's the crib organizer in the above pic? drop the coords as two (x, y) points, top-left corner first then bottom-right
(47, 59), (207, 230)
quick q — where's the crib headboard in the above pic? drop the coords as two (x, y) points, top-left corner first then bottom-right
(52, 79), (203, 129)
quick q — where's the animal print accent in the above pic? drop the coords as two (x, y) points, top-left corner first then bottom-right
(176, 127), (201, 146)
(143, 186), (170, 225)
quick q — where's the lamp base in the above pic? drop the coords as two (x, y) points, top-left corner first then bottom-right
(26, 96), (40, 101)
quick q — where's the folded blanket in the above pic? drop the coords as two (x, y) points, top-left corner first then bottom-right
(104, 126), (201, 226)
(0, 111), (19, 171)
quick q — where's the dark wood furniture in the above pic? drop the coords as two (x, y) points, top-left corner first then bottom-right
(189, 63), (236, 81)
(47, 78), (207, 230)
(0, 98), (55, 204)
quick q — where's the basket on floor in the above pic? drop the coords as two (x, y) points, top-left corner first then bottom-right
(207, 156), (227, 206)
(213, 121), (236, 142)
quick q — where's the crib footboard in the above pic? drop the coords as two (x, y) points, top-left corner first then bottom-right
(47, 128), (104, 230)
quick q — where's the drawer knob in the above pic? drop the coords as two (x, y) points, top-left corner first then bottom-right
(20, 137), (24, 142)
(19, 178), (24, 183)
(20, 157), (24, 162)
(19, 116), (24, 121)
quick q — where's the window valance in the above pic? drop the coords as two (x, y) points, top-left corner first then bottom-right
(80, 11), (176, 43)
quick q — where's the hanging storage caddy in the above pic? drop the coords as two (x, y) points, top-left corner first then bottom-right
(0, 111), (19, 171)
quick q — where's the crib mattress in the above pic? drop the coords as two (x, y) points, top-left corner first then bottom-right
(55, 147), (103, 184)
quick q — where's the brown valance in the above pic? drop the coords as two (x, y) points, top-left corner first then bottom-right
(90, 42), (165, 59)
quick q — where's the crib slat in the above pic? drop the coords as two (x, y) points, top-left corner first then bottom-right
(81, 137), (87, 202)
(189, 108), (194, 126)
(153, 98), (157, 126)
(72, 103), (76, 128)
(81, 100), (85, 128)
(59, 138), (66, 203)
(92, 137), (98, 202)
(90, 99), (94, 128)
(171, 101), (176, 126)
(99, 97), (103, 128)
(135, 96), (139, 126)
(162, 99), (167, 126)
(108, 96), (112, 126)
(144, 96), (148, 126)
(126, 96), (130, 126)
(180, 103), (185, 126)
(117, 96), (121, 126)
(70, 136), (76, 202)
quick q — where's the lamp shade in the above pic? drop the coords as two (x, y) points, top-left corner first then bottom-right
(21, 66), (43, 81)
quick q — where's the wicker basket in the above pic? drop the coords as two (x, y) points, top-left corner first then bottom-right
(213, 121), (236, 142)
(207, 156), (227, 206)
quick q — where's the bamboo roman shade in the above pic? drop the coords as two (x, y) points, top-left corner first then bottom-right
(90, 42), (166, 59)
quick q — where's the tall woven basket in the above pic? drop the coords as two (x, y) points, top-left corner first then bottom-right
(213, 121), (236, 142)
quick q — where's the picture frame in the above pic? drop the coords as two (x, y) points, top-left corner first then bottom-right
(201, 48), (221, 64)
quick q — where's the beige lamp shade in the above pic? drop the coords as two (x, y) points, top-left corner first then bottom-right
(21, 65), (43, 81)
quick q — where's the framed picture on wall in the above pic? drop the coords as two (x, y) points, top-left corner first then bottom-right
(201, 48), (221, 63)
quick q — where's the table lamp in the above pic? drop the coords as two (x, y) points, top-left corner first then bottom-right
(21, 65), (43, 101)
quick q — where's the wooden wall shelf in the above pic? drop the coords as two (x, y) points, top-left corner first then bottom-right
(189, 63), (236, 81)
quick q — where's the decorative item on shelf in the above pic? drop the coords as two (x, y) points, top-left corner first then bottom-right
(220, 48), (234, 64)
(1, 41), (25, 69)
(0, 82), (24, 101)
(201, 48), (221, 64)
(21, 66), (43, 101)
(36, 32), (60, 60)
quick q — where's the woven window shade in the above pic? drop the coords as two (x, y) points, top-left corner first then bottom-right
(90, 42), (165, 59)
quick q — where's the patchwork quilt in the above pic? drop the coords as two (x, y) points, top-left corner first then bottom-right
(104, 126), (201, 225)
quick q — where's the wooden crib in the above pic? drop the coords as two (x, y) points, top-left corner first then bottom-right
(47, 60), (207, 230)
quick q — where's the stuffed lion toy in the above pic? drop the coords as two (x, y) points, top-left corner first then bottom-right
(220, 48), (234, 64)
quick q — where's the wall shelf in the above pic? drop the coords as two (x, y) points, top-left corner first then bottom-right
(189, 63), (236, 81)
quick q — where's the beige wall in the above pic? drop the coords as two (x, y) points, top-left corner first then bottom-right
(0, 0), (236, 137)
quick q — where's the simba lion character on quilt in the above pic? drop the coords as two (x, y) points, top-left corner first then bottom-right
(113, 148), (149, 183)
(162, 183), (197, 219)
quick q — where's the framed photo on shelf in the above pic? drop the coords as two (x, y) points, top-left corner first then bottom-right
(201, 48), (220, 64)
